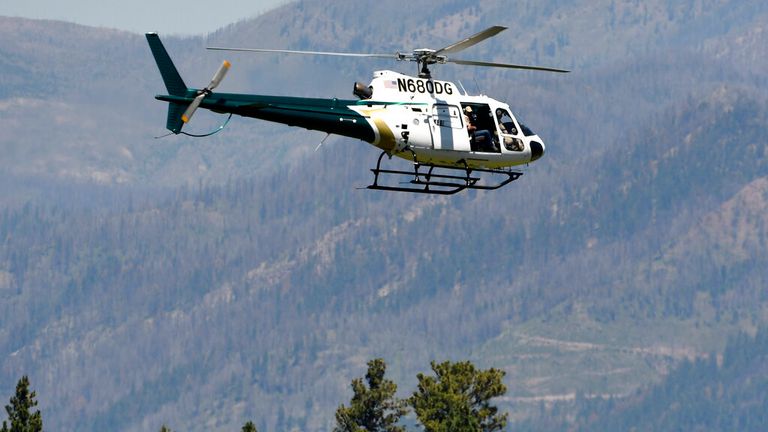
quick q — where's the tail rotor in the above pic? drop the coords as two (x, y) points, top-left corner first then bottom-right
(146, 33), (233, 133)
(181, 60), (231, 124)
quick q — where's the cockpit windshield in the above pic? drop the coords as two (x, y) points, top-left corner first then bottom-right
(494, 108), (518, 136)
(520, 123), (536, 137)
(510, 111), (536, 137)
(494, 108), (524, 152)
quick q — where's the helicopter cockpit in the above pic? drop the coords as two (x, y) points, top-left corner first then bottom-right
(494, 108), (525, 152)
(461, 103), (528, 153)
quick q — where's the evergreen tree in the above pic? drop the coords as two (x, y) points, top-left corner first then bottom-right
(334, 358), (407, 432)
(410, 361), (508, 432)
(1, 376), (42, 432)
(158, 425), (172, 432)
(241, 420), (258, 432)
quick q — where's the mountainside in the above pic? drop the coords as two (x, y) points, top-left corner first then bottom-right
(1, 1), (768, 431)
(519, 328), (768, 431)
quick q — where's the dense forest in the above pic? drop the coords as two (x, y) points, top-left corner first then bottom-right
(1, 1), (767, 430)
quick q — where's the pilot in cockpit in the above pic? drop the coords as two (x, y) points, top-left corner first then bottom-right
(496, 109), (518, 135)
(496, 108), (523, 152)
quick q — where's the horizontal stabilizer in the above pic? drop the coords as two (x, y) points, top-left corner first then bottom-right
(166, 102), (186, 134)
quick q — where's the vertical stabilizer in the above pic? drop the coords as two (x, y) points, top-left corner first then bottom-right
(146, 33), (188, 133)
(146, 33), (187, 97)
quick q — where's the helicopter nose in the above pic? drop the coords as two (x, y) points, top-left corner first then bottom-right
(530, 140), (545, 161)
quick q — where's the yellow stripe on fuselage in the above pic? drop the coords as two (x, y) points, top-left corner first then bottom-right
(372, 117), (396, 151)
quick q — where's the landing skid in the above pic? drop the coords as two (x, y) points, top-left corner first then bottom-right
(366, 150), (523, 195)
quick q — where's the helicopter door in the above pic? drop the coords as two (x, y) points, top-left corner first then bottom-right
(403, 106), (434, 149)
(431, 104), (470, 152)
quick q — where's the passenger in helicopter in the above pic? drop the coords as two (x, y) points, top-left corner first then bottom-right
(463, 106), (477, 135)
(463, 105), (494, 152)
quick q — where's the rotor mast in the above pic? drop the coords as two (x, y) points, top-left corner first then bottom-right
(411, 49), (445, 78)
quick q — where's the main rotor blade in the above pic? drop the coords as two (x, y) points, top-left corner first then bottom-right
(448, 58), (570, 73)
(207, 46), (395, 59)
(207, 60), (231, 90)
(435, 26), (507, 55)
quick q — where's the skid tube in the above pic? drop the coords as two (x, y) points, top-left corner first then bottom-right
(366, 150), (523, 195)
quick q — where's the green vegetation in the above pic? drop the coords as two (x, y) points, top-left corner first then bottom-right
(1, 376), (42, 432)
(334, 359), (407, 432)
(241, 421), (258, 432)
(411, 361), (507, 432)
(336, 359), (507, 432)
(159, 422), (257, 432)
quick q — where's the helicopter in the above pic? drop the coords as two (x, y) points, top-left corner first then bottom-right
(146, 26), (568, 195)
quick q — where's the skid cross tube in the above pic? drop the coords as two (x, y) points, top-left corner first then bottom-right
(366, 150), (523, 195)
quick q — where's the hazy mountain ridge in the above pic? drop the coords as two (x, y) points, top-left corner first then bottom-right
(1, 1), (767, 430)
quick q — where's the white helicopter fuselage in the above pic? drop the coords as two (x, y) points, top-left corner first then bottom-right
(150, 24), (566, 194)
(350, 70), (545, 169)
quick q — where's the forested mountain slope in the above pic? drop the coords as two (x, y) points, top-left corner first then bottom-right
(1, 1), (767, 430)
(1, 91), (765, 431)
(522, 328), (768, 431)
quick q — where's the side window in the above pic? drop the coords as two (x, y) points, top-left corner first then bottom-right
(432, 104), (463, 129)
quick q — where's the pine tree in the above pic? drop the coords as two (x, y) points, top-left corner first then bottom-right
(241, 420), (258, 432)
(410, 361), (508, 432)
(1, 376), (42, 432)
(158, 425), (173, 432)
(334, 358), (407, 432)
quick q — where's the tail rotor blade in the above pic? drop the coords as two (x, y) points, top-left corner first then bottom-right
(181, 60), (231, 124)
(207, 60), (231, 90)
(181, 93), (206, 123)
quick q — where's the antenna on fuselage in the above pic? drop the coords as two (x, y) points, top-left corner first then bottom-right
(457, 80), (469, 96)
(473, 76), (482, 95)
